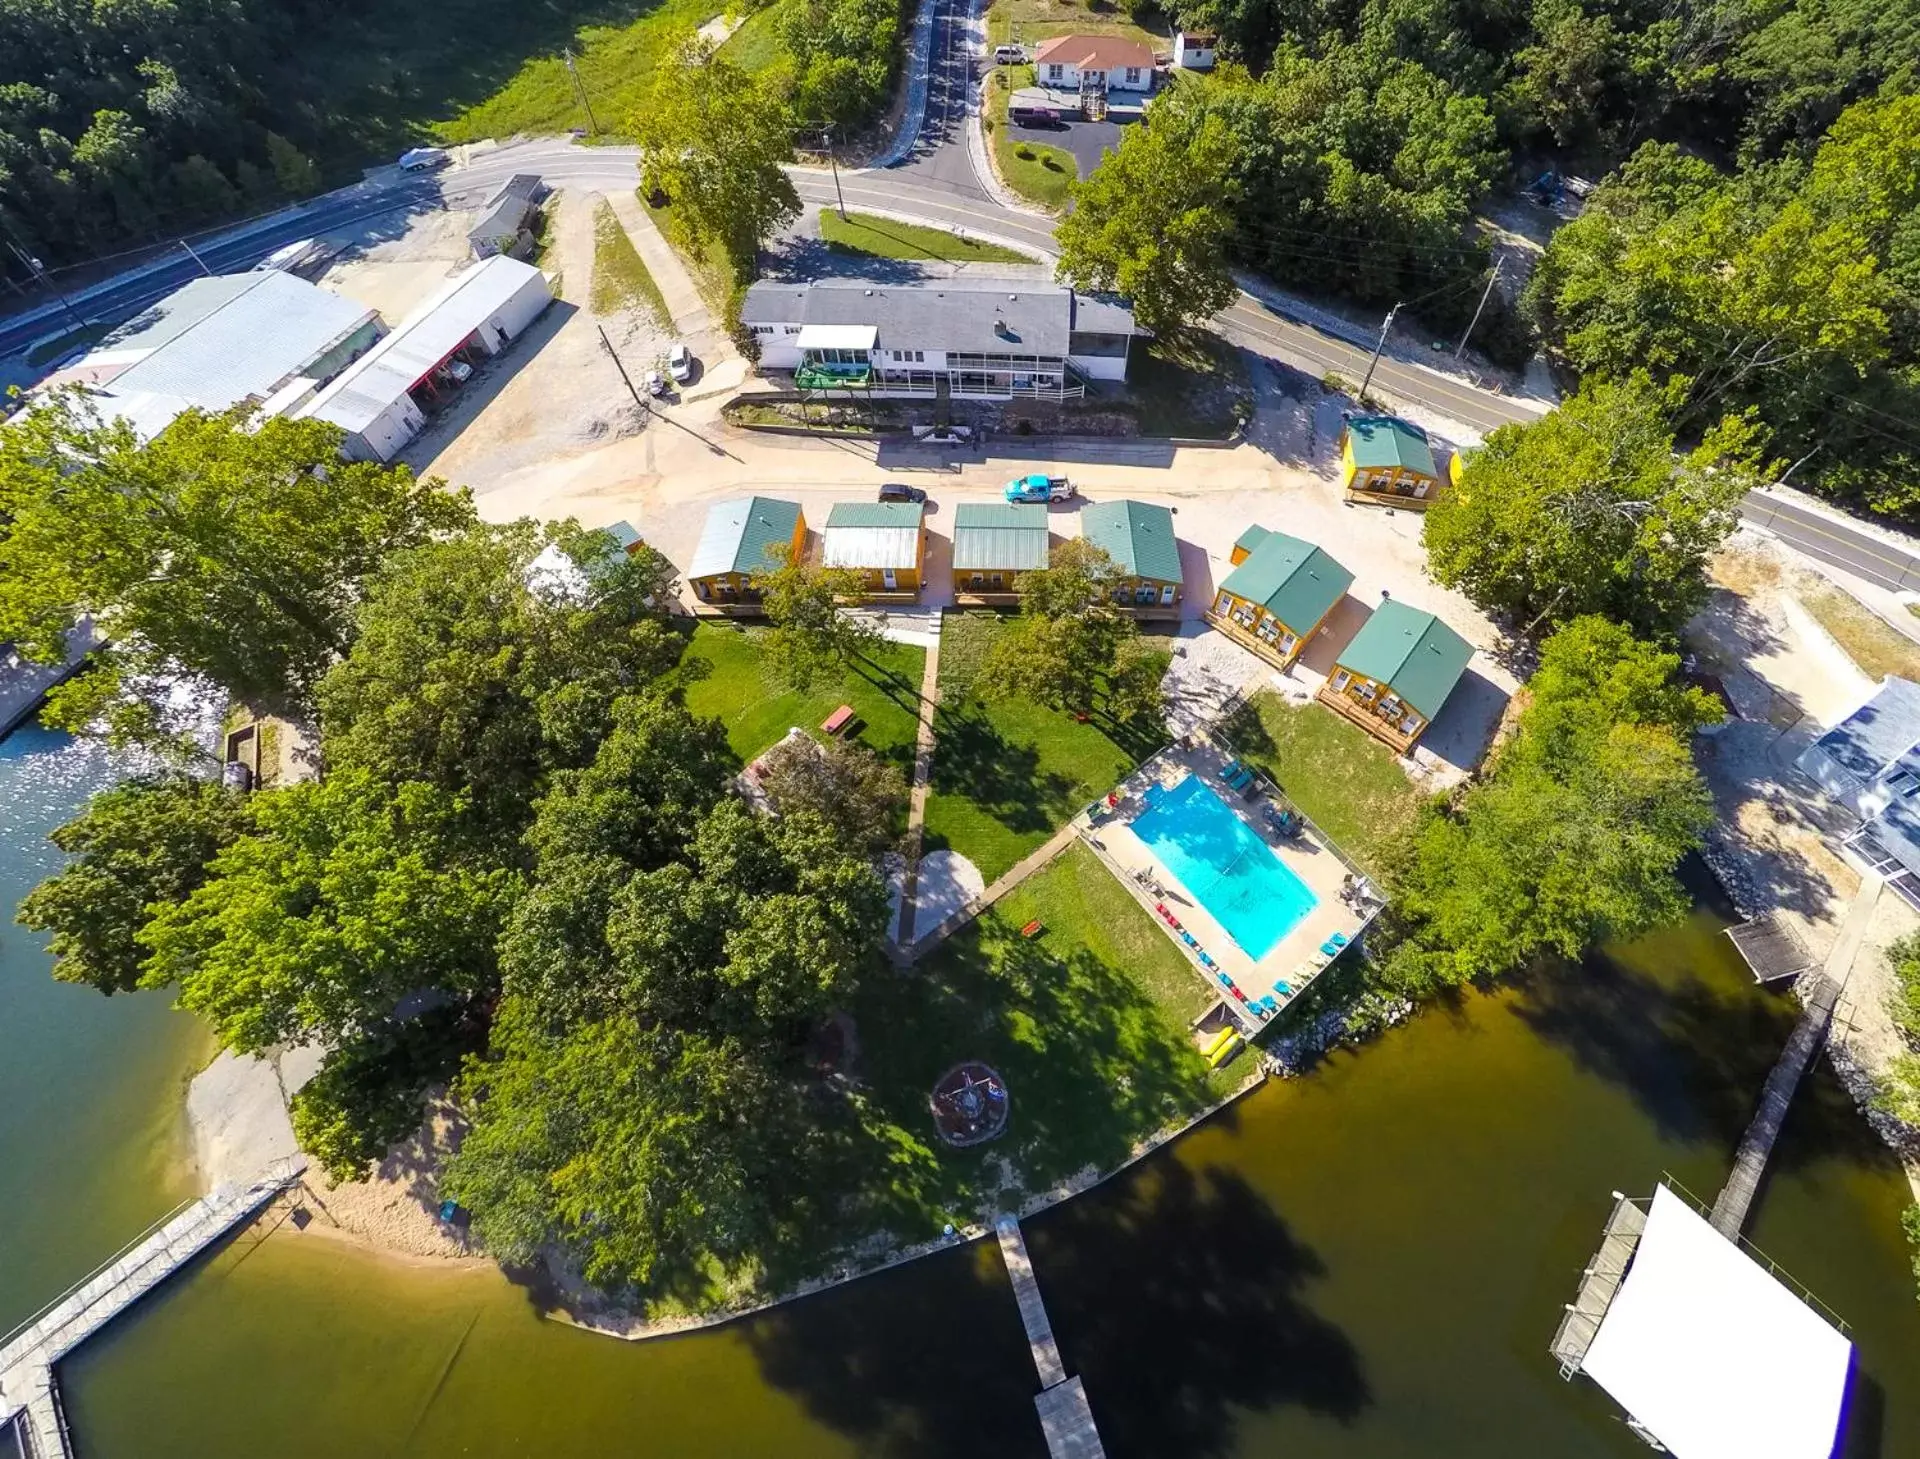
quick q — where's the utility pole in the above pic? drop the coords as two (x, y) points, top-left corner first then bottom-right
(1357, 302), (1399, 406)
(6, 240), (84, 329)
(824, 129), (847, 220)
(1453, 261), (1502, 360)
(179, 236), (213, 277)
(564, 49), (600, 137)
(597, 324), (646, 412)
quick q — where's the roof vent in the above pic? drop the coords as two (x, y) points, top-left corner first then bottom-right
(864, 288), (874, 296)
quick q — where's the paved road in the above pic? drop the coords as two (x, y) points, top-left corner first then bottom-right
(1740, 488), (1920, 594)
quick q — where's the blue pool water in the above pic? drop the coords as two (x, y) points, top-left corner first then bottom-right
(1129, 774), (1318, 959)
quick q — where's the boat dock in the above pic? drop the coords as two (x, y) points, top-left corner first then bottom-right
(1710, 974), (1840, 1239)
(0, 624), (102, 741)
(995, 1216), (1106, 1459)
(1549, 1193), (1648, 1378)
(0, 1159), (303, 1459)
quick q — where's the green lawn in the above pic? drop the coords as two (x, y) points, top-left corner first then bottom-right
(589, 199), (670, 325)
(679, 622), (926, 774)
(640, 192), (743, 317)
(1219, 690), (1427, 873)
(987, 68), (1077, 210)
(779, 842), (1243, 1281)
(985, 0), (1168, 48)
(718, 3), (788, 72)
(923, 613), (1167, 882)
(819, 209), (1031, 264)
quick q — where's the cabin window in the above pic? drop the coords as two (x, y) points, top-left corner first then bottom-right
(1048, 63), (1064, 79)
(1256, 618), (1280, 643)
(1331, 670), (1351, 692)
(1356, 680), (1378, 702)
(1135, 583), (1157, 604)
(1124, 67), (1141, 82)
(1277, 632), (1297, 657)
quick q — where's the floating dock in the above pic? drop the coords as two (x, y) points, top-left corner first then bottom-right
(996, 1216), (1105, 1459)
(1549, 1193), (1647, 1378)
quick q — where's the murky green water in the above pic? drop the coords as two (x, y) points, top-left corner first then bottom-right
(6, 729), (1918, 1457)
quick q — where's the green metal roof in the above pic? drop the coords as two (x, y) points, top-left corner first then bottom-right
(1233, 524), (1271, 556)
(952, 503), (1050, 571)
(687, 496), (800, 579)
(1335, 600), (1473, 719)
(1346, 415), (1438, 477)
(826, 501), (926, 528)
(1217, 530), (1353, 633)
(1079, 499), (1182, 584)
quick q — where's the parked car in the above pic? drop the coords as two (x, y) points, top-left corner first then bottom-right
(647, 371), (668, 398)
(993, 44), (1026, 63)
(1003, 473), (1075, 503)
(913, 423), (975, 445)
(878, 482), (927, 504)
(668, 343), (693, 383)
(398, 147), (448, 172)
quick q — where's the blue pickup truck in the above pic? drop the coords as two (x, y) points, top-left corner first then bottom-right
(1003, 473), (1076, 503)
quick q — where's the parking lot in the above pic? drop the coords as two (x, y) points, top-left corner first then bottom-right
(1005, 114), (1132, 179)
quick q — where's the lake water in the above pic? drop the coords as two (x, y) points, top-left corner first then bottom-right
(5, 731), (1918, 1458)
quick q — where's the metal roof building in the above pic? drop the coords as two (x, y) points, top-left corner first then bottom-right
(1333, 600), (1472, 720)
(1796, 675), (1920, 902)
(1344, 414), (1438, 477)
(1080, 499), (1183, 584)
(823, 501), (925, 569)
(1218, 527), (1353, 633)
(742, 274), (1136, 359)
(689, 497), (804, 580)
(71, 271), (381, 440)
(951, 503), (1050, 572)
(296, 256), (553, 461)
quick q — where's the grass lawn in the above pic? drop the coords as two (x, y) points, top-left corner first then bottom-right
(640, 192), (742, 318)
(987, 68), (1077, 211)
(985, 0), (1168, 48)
(923, 613), (1167, 881)
(589, 199), (670, 325)
(819, 209), (1031, 264)
(718, 2), (788, 72)
(1219, 690), (1427, 873)
(1802, 584), (1920, 683)
(777, 842), (1244, 1284)
(679, 622), (926, 774)
(1126, 330), (1254, 439)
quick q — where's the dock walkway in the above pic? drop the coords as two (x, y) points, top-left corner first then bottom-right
(1550, 1194), (1648, 1377)
(1, 1159), (303, 1459)
(996, 1216), (1105, 1459)
(1710, 974), (1841, 1239)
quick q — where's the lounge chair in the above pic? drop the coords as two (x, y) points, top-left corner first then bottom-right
(1259, 995), (1279, 1014)
(1272, 980), (1292, 996)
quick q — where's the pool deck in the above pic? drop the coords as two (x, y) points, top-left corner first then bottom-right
(1083, 742), (1373, 1035)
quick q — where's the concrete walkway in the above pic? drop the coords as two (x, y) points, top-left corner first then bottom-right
(601, 188), (719, 348)
(895, 630), (945, 947)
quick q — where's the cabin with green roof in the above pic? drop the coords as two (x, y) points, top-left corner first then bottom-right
(1207, 525), (1354, 670)
(687, 496), (806, 609)
(1340, 414), (1445, 509)
(1317, 599), (1473, 753)
(822, 500), (927, 598)
(1079, 499), (1183, 614)
(951, 503), (1051, 604)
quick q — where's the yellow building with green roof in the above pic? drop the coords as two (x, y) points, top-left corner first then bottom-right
(1341, 414), (1448, 509)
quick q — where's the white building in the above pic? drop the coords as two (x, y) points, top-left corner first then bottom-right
(1173, 30), (1217, 70)
(1795, 674), (1920, 906)
(1032, 34), (1155, 93)
(295, 255), (553, 461)
(46, 271), (382, 441)
(740, 273), (1139, 402)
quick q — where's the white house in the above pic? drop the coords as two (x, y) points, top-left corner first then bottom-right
(1031, 35), (1155, 93)
(1173, 31), (1217, 70)
(295, 255), (553, 461)
(740, 273), (1140, 401)
(1795, 674), (1920, 906)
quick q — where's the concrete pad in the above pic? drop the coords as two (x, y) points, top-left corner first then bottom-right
(914, 848), (985, 930)
(187, 1050), (297, 1190)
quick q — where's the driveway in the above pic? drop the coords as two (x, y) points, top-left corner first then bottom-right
(1007, 116), (1131, 180)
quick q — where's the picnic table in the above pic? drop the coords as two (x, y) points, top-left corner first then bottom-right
(821, 704), (855, 736)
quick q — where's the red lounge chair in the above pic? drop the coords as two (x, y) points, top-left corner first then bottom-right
(821, 705), (855, 736)
(1021, 920), (1043, 939)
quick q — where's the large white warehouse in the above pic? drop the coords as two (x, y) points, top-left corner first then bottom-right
(295, 255), (553, 461)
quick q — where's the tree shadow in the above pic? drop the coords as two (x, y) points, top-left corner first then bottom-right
(928, 700), (1076, 837)
(1026, 1158), (1370, 1458)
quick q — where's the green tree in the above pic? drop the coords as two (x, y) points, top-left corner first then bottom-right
(755, 733), (905, 855)
(1424, 374), (1763, 639)
(264, 131), (319, 197)
(289, 1010), (472, 1182)
(751, 546), (883, 690)
(978, 540), (1162, 722)
(140, 771), (521, 1054)
(0, 401), (473, 749)
(16, 775), (251, 994)
(631, 36), (800, 274)
(1055, 88), (1241, 334)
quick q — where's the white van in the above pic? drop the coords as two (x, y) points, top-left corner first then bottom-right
(993, 44), (1024, 64)
(398, 147), (448, 172)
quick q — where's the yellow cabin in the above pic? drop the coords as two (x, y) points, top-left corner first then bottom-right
(687, 496), (807, 607)
(1315, 599), (1473, 753)
(822, 500), (927, 598)
(1207, 526), (1354, 671)
(1341, 414), (1444, 509)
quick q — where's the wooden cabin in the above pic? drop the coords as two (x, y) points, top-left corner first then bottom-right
(1316, 599), (1473, 753)
(822, 501), (927, 599)
(687, 497), (806, 610)
(952, 503), (1050, 606)
(1207, 526), (1354, 671)
(1341, 414), (1444, 509)
(1079, 499), (1183, 615)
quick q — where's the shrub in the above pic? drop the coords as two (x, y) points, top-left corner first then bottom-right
(1015, 143), (1036, 160)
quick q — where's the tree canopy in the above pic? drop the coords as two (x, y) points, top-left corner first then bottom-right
(751, 547), (884, 690)
(1423, 373), (1763, 639)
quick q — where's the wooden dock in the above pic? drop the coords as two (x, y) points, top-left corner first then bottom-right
(1710, 975), (1840, 1240)
(996, 1217), (1105, 1459)
(0, 1159), (302, 1459)
(1549, 1194), (1648, 1378)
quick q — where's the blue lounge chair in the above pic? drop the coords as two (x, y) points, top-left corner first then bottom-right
(1259, 995), (1278, 1014)
(1273, 980), (1292, 996)
(1319, 932), (1349, 958)
(1217, 972), (1233, 989)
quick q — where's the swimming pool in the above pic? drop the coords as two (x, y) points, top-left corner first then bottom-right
(1129, 774), (1318, 959)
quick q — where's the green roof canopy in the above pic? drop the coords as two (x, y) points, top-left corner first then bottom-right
(1218, 530), (1354, 632)
(1346, 415), (1438, 477)
(823, 500), (924, 570)
(952, 503), (1050, 571)
(826, 501), (926, 528)
(1335, 600), (1473, 719)
(1080, 499), (1182, 584)
(1233, 524), (1271, 556)
(688, 496), (799, 579)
